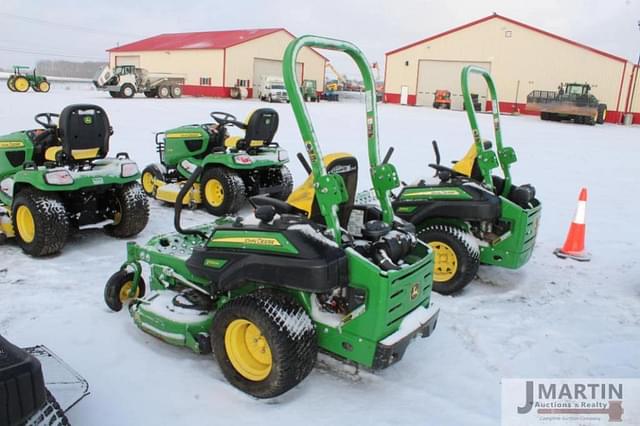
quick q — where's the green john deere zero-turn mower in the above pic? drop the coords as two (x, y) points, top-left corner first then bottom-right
(140, 109), (293, 216)
(390, 66), (542, 295)
(6, 65), (50, 93)
(104, 35), (439, 398)
(0, 104), (149, 256)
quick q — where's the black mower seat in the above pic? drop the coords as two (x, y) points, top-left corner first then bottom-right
(59, 104), (111, 161)
(186, 223), (348, 293)
(249, 195), (308, 217)
(225, 108), (278, 151)
(394, 183), (501, 224)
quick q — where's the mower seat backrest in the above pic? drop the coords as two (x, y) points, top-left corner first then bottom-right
(452, 140), (493, 179)
(59, 104), (110, 161)
(225, 108), (279, 150)
(287, 153), (358, 227)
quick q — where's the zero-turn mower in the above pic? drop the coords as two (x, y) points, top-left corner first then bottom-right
(140, 109), (293, 216)
(0, 104), (149, 256)
(390, 66), (542, 294)
(105, 35), (438, 399)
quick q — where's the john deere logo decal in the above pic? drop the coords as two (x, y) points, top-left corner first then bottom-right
(83, 116), (93, 125)
(410, 283), (420, 300)
(212, 237), (281, 246)
(0, 141), (24, 148)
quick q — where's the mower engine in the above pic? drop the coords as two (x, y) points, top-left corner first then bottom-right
(352, 219), (417, 271)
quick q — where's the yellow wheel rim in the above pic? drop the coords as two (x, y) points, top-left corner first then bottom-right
(141, 172), (155, 194)
(16, 205), (36, 243)
(39, 81), (49, 92)
(429, 240), (458, 282)
(112, 199), (122, 225)
(14, 77), (29, 92)
(119, 281), (139, 303)
(205, 179), (224, 207)
(225, 319), (272, 381)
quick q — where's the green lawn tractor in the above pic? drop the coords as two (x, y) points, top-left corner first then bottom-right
(104, 35), (438, 399)
(6, 65), (50, 93)
(0, 104), (149, 256)
(140, 109), (293, 216)
(391, 66), (542, 295)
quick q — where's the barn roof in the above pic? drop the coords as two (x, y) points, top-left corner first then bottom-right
(108, 28), (285, 52)
(386, 13), (628, 63)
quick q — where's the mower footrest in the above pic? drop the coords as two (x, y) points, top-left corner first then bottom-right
(372, 304), (439, 370)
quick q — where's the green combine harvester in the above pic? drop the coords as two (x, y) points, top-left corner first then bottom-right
(389, 66), (542, 294)
(0, 104), (149, 256)
(104, 35), (438, 398)
(6, 66), (50, 93)
(141, 109), (293, 216)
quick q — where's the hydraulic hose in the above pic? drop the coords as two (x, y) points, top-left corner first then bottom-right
(174, 166), (208, 239)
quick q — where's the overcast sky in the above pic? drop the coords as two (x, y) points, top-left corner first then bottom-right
(1, 0), (639, 77)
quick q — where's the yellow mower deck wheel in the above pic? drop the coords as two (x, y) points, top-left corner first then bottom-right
(224, 319), (273, 381)
(16, 205), (36, 243)
(204, 179), (225, 207)
(429, 240), (458, 282)
(141, 172), (156, 194)
(119, 281), (140, 303)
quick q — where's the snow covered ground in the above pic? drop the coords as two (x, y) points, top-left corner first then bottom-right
(1, 87), (639, 425)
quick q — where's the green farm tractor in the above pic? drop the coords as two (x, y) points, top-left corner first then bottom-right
(104, 35), (438, 398)
(6, 66), (50, 93)
(140, 109), (293, 216)
(0, 104), (149, 256)
(391, 66), (542, 294)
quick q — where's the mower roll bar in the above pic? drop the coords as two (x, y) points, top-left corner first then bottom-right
(461, 65), (514, 196)
(174, 167), (208, 239)
(283, 35), (398, 243)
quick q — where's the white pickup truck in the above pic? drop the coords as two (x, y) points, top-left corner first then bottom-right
(257, 76), (289, 103)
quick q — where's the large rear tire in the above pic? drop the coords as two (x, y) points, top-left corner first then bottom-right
(169, 85), (182, 98)
(13, 76), (30, 92)
(271, 165), (293, 201)
(157, 85), (170, 98)
(200, 167), (246, 216)
(597, 104), (607, 125)
(417, 225), (480, 295)
(104, 182), (150, 238)
(104, 270), (146, 312)
(119, 83), (135, 98)
(11, 189), (69, 256)
(211, 293), (317, 398)
(7, 75), (16, 91)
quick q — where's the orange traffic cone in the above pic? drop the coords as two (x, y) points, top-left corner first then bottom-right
(554, 188), (591, 261)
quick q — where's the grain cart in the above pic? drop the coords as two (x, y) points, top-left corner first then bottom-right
(6, 66), (50, 93)
(93, 65), (185, 98)
(104, 35), (438, 399)
(526, 82), (607, 125)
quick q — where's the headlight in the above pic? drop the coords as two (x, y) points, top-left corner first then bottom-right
(234, 154), (252, 165)
(277, 150), (289, 162)
(180, 160), (197, 173)
(121, 162), (139, 177)
(45, 170), (73, 185)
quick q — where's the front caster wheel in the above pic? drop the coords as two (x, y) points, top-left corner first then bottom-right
(104, 270), (147, 312)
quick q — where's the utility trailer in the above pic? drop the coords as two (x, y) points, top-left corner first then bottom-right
(93, 65), (185, 99)
(526, 83), (607, 125)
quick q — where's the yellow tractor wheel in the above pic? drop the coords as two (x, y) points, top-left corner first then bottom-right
(13, 76), (30, 93)
(38, 81), (50, 93)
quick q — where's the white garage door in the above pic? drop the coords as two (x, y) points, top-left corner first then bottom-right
(252, 58), (303, 98)
(115, 55), (141, 67)
(416, 60), (491, 110)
